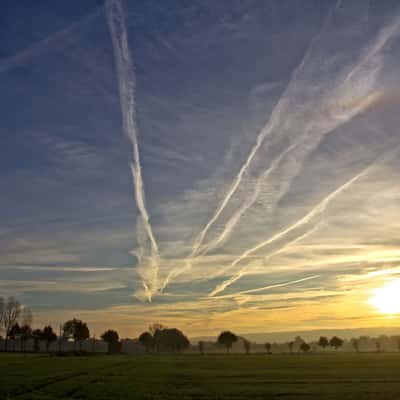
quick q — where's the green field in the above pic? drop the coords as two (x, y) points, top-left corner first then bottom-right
(2, 353), (400, 399)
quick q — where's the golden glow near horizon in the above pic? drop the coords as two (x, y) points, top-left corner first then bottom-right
(369, 279), (400, 315)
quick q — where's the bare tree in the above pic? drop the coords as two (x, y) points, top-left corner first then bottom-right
(1, 297), (22, 351)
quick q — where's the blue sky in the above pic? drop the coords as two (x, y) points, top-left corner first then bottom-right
(1, 0), (400, 337)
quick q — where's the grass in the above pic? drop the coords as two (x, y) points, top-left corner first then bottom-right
(1, 352), (400, 399)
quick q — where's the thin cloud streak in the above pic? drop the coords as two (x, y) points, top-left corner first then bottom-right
(161, 4), (337, 289)
(212, 275), (321, 300)
(345, 12), (400, 83)
(162, 3), (396, 291)
(106, 0), (160, 300)
(208, 223), (321, 296)
(0, 8), (102, 74)
(209, 152), (396, 297)
(189, 1), (342, 259)
(198, 8), (400, 258)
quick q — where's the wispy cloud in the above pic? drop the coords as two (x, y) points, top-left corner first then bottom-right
(0, 7), (102, 74)
(209, 149), (398, 296)
(106, 0), (160, 300)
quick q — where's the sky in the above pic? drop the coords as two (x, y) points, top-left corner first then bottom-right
(1, 0), (400, 339)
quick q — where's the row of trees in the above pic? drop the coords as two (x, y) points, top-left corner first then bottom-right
(0, 297), (190, 354)
(0, 297), (91, 353)
(2, 297), (399, 355)
(211, 332), (400, 354)
(213, 331), (345, 354)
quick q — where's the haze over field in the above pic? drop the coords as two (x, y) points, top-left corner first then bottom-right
(1, 0), (400, 338)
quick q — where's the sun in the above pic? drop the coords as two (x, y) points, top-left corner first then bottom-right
(369, 279), (400, 315)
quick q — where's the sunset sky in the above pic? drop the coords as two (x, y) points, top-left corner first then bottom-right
(2, 0), (400, 338)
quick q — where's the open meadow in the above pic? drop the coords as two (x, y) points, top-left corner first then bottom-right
(2, 353), (400, 399)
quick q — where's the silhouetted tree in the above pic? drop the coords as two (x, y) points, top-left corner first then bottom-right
(318, 336), (329, 350)
(149, 324), (165, 352)
(242, 338), (251, 355)
(19, 324), (32, 352)
(1, 297), (21, 351)
(375, 340), (381, 352)
(18, 307), (33, 352)
(8, 323), (21, 351)
(198, 340), (205, 355)
(288, 341), (294, 354)
(265, 342), (272, 354)
(138, 331), (154, 353)
(41, 326), (57, 352)
(217, 331), (238, 353)
(63, 318), (90, 353)
(294, 336), (304, 352)
(101, 329), (120, 353)
(350, 338), (359, 353)
(158, 328), (190, 352)
(149, 323), (164, 336)
(32, 329), (42, 352)
(329, 336), (344, 350)
(300, 342), (311, 353)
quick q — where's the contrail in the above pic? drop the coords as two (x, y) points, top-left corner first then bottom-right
(159, 259), (191, 293)
(106, 0), (160, 298)
(161, 2), (387, 290)
(197, 11), (400, 257)
(209, 159), (381, 297)
(189, 2), (342, 258)
(212, 275), (321, 299)
(199, 93), (381, 257)
(0, 8), (102, 74)
(345, 13), (400, 83)
(198, 142), (299, 256)
(209, 224), (322, 296)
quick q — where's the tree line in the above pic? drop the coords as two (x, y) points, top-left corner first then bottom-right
(214, 331), (344, 354)
(0, 297), (191, 354)
(2, 296), (400, 355)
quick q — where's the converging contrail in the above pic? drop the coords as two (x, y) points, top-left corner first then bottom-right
(209, 159), (380, 297)
(161, 3), (396, 291)
(190, 89), (295, 259)
(189, 2), (342, 259)
(208, 224), (322, 296)
(197, 9), (400, 258)
(106, 0), (160, 299)
(198, 142), (299, 256)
